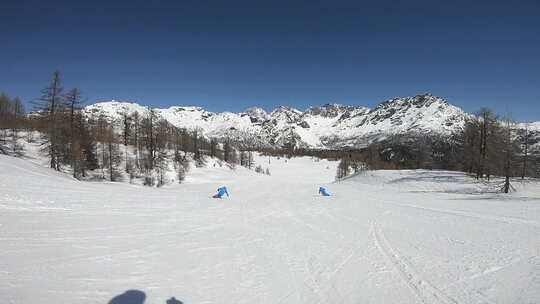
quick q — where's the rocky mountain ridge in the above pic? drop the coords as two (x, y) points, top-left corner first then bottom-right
(82, 93), (539, 151)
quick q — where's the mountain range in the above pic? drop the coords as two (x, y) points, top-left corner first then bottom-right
(83, 93), (540, 151)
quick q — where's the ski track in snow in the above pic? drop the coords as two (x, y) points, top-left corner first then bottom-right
(376, 198), (540, 228)
(371, 221), (458, 304)
(1, 154), (540, 303)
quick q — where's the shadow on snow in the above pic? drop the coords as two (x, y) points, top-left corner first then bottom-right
(108, 290), (184, 304)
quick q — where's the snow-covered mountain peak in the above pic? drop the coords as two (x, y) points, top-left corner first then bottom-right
(304, 104), (347, 117)
(81, 94), (501, 149)
(374, 93), (446, 111)
(269, 106), (303, 124)
(364, 94), (467, 134)
(83, 100), (148, 118)
(270, 105), (302, 115)
(245, 107), (269, 122)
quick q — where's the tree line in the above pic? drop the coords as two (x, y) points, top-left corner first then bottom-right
(330, 108), (538, 192)
(1, 71), (263, 186)
(0, 93), (25, 154)
(456, 108), (537, 192)
(1, 71), (538, 191)
(255, 110), (539, 192)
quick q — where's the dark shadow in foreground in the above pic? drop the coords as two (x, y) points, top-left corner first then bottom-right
(108, 290), (184, 304)
(166, 297), (184, 304)
(108, 290), (146, 304)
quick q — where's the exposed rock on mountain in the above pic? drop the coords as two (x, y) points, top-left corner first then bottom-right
(82, 94), (538, 150)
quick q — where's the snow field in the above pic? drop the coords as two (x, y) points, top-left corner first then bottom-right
(1, 154), (539, 303)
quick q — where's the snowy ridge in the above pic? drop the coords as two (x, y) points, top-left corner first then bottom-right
(83, 94), (538, 149)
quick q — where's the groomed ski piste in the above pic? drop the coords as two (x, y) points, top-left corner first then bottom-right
(1, 153), (539, 303)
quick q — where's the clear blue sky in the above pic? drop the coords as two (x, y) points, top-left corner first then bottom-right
(1, 0), (539, 121)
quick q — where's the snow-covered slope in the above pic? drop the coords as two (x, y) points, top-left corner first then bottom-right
(83, 94), (538, 150)
(2, 153), (540, 303)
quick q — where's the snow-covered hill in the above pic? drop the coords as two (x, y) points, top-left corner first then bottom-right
(83, 94), (539, 150)
(2, 153), (539, 303)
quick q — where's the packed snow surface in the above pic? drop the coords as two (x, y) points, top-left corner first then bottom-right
(1, 154), (540, 303)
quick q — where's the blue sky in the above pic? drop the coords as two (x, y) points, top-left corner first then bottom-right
(1, 0), (539, 121)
